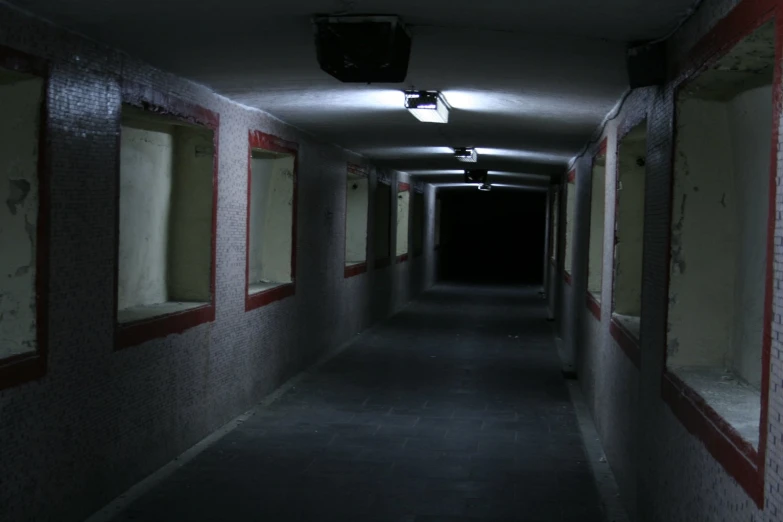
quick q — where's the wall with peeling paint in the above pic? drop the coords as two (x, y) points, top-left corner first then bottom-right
(0, 72), (42, 360)
(345, 175), (368, 265)
(552, 2), (783, 520)
(668, 96), (737, 369)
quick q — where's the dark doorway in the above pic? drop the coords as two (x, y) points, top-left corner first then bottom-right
(438, 189), (546, 285)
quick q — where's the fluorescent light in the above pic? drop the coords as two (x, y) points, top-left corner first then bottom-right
(404, 91), (450, 123)
(478, 183), (492, 192)
(454, 147), (478, 162)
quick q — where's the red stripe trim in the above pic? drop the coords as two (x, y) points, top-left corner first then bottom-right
(246, 283), (295, 309)
(586, 292), (601, 320)
(344, 263), (368, 278)
(609, 317), (641, 369)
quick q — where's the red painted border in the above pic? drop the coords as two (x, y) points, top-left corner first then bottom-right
(398, 182), (410, 192)
(661, 1), (777, 508)
(345, 263), (368, 278)
(246, 130), (299, 311)
(248, 283), (295, 309)
(662, 371), (762, 506)
(115, 82), (219, 350)
(0, 45), (49, 390)
(567, 169), (575, 184)
(609, 316), (641, 369)
(345, 163), (369, 279)
(586, 292), (601, 321)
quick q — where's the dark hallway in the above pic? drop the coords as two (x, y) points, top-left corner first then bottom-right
(438, 191), (546, 285)
(2, 1), (782, 521)
(104, 286), (603, 522)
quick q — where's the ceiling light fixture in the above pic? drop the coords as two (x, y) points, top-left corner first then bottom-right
(404, 90), (450, 123)
(464, 169), (488, 184)
(454, 147), (478, 163)
(478, 183), (492, 192)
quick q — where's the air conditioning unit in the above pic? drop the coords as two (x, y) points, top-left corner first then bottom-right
(313, 15), (412, 83)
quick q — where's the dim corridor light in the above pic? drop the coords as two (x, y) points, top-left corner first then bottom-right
(454, 147), (478, 162)
(478, 183), (492, 192)
(404, 90), (450, 123)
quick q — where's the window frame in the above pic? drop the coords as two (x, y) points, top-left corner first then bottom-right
(0, 45), (50, 390)
(245, 129), (299, 311)
(660, 1), (778, 508)
(115, 82), (219, 349)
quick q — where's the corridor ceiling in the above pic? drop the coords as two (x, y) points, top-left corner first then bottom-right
(9, 0), (699, 187)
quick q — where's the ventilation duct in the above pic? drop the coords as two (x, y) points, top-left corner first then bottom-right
(313, 15), (411, 83)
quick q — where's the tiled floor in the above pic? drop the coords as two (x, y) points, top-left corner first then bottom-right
(111, 284), (605, 522)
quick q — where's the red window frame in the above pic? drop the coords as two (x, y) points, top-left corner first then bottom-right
(245, 130), (299, 310)
(115, 81), (219, 350)
(0, 45), (50, 390)
(344, 163), (369, 278)
(661, 0), (779, 507)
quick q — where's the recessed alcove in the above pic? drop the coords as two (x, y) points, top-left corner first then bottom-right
(117, 105), (214, 324)
(248, 149), (295, 294)
(0, 66), (45, 361)
(345, 165), (369, 273)
(587, 146), (606, 302)
(612, 120), (647, 339)
(666, 21), (774, 448)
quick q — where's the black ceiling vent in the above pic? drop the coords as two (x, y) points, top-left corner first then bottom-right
(627, 40), (667, 88)
(313, 15), (411, 83)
